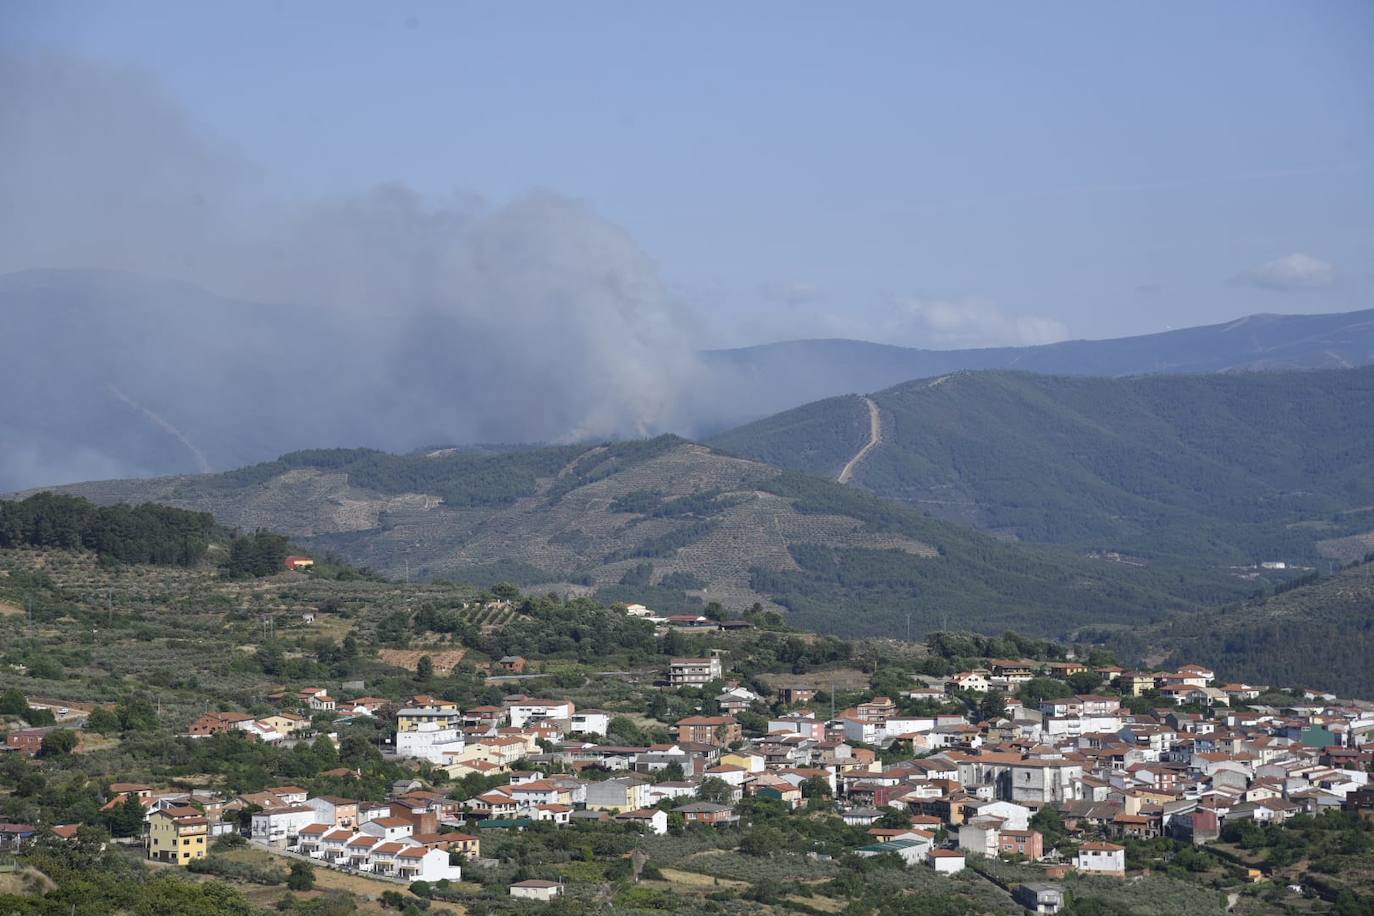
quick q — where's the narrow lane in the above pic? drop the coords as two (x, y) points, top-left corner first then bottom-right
(837, 396), (881, 484)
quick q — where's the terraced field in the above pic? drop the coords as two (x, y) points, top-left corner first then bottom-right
(0, 547), (488, 728)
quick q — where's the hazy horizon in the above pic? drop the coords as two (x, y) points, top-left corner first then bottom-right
(1, 3), (1371, 489)
(3, 3), (1371, 350)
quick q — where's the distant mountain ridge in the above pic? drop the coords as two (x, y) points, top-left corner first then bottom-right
(710, 367), (1374, 566)
(702, 308), (1374, 421)
(2, 266), (1371, 492)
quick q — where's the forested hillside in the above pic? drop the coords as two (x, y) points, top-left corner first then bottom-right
(22, 439), (1259, 641)
(712, 367), (1374, 565)
(1117, 556), (1374, 697)
(0, 492), (217, 566)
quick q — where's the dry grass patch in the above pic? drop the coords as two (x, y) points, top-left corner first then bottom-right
(0, 867), (58, 897)
(658, 867), (748, 890)
(762, 667), (872, 692)
(377, 647), (466, 673)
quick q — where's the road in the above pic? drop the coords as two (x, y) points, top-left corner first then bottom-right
(837, 396), (882, 484)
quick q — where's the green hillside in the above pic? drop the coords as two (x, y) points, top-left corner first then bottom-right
(1117, 556), (1374, 697)
(711, 367), (1374, 564)
(26, 438), (1258, 641)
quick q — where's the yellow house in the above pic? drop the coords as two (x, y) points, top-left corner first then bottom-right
(147, 806), (208, 865)
(397, 708), (461, 733)
(1119, 672), (1156, 697)
(256, 713), (309, 735)
(721, 750), (766, 773)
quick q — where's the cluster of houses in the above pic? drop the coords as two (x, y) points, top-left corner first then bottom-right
(624, 604), (754, 634)
(255, 789), (466, 883)
(79, 779), (469, 882)
(360, 662), (1374, 894)
(946, 661), (1266, 710)
(7, 650), (1373, 907)
(180, 687), (391, 744)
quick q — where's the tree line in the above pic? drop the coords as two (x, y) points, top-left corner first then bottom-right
(0, 493), (216, 566)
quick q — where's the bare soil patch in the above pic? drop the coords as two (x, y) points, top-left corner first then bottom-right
(377, 647), (466, 673)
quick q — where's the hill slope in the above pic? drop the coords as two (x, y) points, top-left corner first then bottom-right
(1119, 558), (1374, 697)
(711, 368), (1374, 564)
(18, 438), (1255, 639)
(703, 308), (1374, 420)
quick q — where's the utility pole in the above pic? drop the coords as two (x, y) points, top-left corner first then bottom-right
(906, 613), (912, 642)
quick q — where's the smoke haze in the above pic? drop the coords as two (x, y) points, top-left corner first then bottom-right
(0, 54), (707, 489)
(4, 53), (1370, 493)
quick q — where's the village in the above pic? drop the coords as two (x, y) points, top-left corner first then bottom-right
(5, 599), (1373, 913)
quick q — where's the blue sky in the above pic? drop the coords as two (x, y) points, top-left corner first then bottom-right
(3, 1), (1371, 347)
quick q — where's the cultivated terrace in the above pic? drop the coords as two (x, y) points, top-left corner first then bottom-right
(0, 544), (1372, 916)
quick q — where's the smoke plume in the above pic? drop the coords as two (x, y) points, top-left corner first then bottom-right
(0, 54), (705, 488)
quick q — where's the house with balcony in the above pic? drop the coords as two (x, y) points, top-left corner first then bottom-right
(250, 805), (316, 845)
(146, 806), (208, 865)
(669, 657), (722, 687)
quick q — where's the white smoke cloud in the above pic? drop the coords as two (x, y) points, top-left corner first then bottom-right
(883, 296), (1068, 348)
(1233, 253), (1336, 292)
(0, 52), (704, 483)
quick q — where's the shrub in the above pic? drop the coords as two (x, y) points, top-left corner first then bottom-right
(287, 861), (315, 891)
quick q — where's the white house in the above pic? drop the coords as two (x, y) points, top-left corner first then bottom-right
(617, 808), (669, 835)
(768, 714), (826, 741)
(510, 879), (563, 901)
(393, 846), (462, 882)
(884, 717), (936, 738)
(703, 764), (748, 787)
(969, 800), (1030, 831)
(237, 720), (286, 743)
(858, 837), (931, 864)
(958, 818), (1003, 857)
(316, 829), (356, 865)
(570, 710), (611, 736)
(250, 806), (316, 845)
(304, 797), (357, 829)
(395, 722), (466, 764)
(1005, 761), (1083, 805)
(508, 699), (575, 728)
(343, 834), (379, 870)
(948, 672), (990, 693)
(1075, 842), (1126, 876)
(643, 781), (700, 806)
(929, 849), (967, 874)
(360, 817), (414, 843)
(840, 717), (884, 745)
